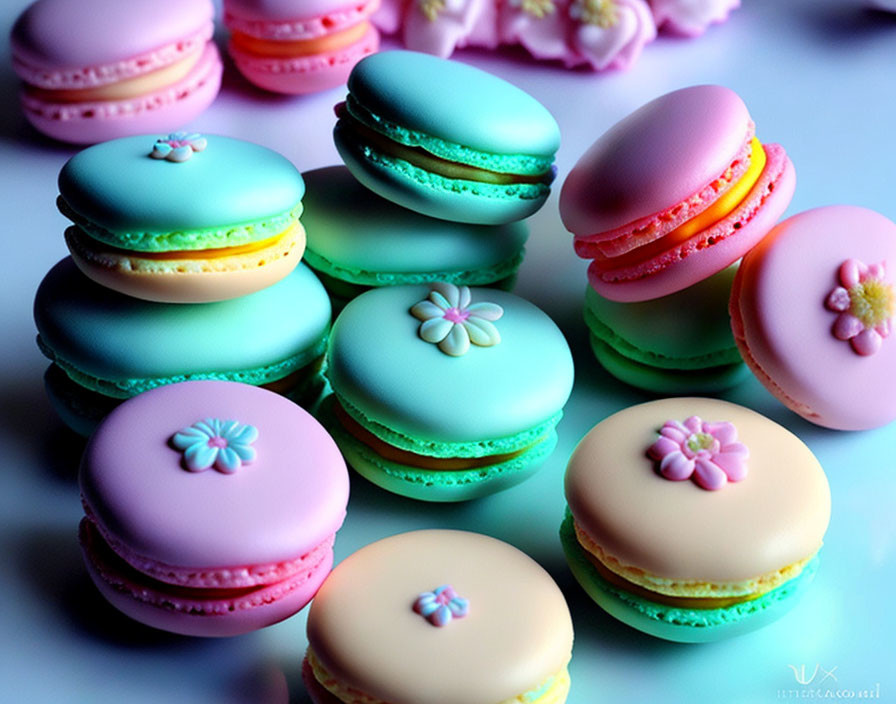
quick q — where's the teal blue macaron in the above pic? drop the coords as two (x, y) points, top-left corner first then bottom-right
(334, 50), (560, 225)
(320, 282), (574, 501)
(584, 266), (748, 393)
(34, 257), (331, 435)
(301, 166), (528, 302)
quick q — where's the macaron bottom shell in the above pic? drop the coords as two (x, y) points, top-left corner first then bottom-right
(319, 396), (559, 502)
(334, 124), (550, 225)
(560, 513), (818, 643)
(588, 335), (749, 395)
(80, 518), (333, 638)
(20, 42), (222, 145)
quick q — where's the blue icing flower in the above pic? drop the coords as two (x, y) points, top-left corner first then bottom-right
(410, 282), (503, 357)
(150, 132), (208, 162)
(413, 584), (470, 627)
(171, 418), (258, 473)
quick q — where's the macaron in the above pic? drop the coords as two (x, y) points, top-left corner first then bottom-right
(34, 258), (331, 435)
(563, 397), (830, 642)
(224, 0), (380, 94)
(561, 84), (795, 302)
(10, 0), (222, 144)
(301, 166), (529, 302)
(585, 265), (748, 393)
(303, 529), (574, 703)
(730, 205), (896, 430)
(334, 50), (560, 225)
(79, 380), (349, 637)
(320, 282), (574, 501)
(58, 133), (306, 303)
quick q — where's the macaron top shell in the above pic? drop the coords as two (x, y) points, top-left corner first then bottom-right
(225, 0), (370, 22)
(307, 529), (573, 704)
(34, 259), (330, 389)
(58, 134), (305, 252)
(565, 398), (830, 583)
(11, 0), (214, 87)
(732, 205), (896, 430)
(560, 85), (751, 239)
(302, 166), (528, 277)
(81, 381), (349, 567)
(327, 284), (574, 444)
(347, 50), (560, 159)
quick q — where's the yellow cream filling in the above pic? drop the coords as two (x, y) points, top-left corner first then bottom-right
(335, 401), (535, 471)
(574, 520), (813, 602)
(29, 49), (203, 103)
(231, 22), (370, 57)
(597, 137), (767, 269)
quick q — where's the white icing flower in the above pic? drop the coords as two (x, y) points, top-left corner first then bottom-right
(150, 132), (207, 162)
(410, 282), (504, 357)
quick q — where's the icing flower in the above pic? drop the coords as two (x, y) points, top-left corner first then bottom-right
(150, 132), (207, 162)
(649, 0), (740, 38)
(171, 418), (258, 473)
(410, 282), (503, 357)
(825, 259), (894, 356)
(510, 0), (557, 19)
(413, 585), (469, 627)
(392, 0), (497, 58)
(648, 416), (748, 491)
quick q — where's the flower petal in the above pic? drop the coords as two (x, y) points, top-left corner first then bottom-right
(702, 421), (736, 447)
(229, 423), (258, 445)
(833, 312), (864, 341)
(684, 416), (703, 433)
(714, 451), (748, 482)
(868, 262), (886, 280)
(431, 281), (460, 307)
(466, 302), (504, 321)
(659, 451), (694, 481)
(825, 287), (851, 312)
(660, 424), (687, 444)
(184, 443), (217, 472)
(462, 317), (500, 346)
(188, 136), (207, 152)
(420, 317), (454, 343)
(694, 458), (727, 491)
(877, 318), (892, 338)
(448, 597), (469, 617)
(430, 604), (452, 627)
(411, 300), (445, 321)
(840, 259), (863, 288)
(171, 429), (207, 449)
(648, 436), (679, 460)
(169, 145), (194, 162)
(215, 447), (241, 473)
(231, 443), (256, 463)
(439, 323), (471, 356)
(851, 328), (882, 356)
(458, 285), (471, 309)
(428, 290), (451, 310)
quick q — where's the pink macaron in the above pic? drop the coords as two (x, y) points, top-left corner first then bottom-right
(224, 0), (380, 95)
(10, 0), (222, 145)
(731, 205), (896, 431)
(78, 380), (349, 636)
(561, 84), (795, 302)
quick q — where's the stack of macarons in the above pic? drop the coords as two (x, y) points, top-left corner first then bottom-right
(301, 49), (561, 305)
(35, 132), (332, 434)
(560, 84), (796, 394)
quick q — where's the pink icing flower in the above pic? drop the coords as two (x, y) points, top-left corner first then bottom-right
(825, 259), (894, 356)
(413, 585), (469, 626)
(150, 132), (207, 162)
(380, 0), (497, 58)
(648, 416), (748, 491)
(649, 0), (740, 38)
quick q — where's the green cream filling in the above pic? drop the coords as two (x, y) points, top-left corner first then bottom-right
(38, 333), (327, 399)
(327, 390), (563, 459)
(344, 94), (554, 176)
(560, 512), (819, 629)
(58, 197), (303, 253)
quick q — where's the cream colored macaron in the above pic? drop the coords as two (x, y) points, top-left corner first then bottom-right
(563, 397), (830, 642)
(303, 530), (574, 703)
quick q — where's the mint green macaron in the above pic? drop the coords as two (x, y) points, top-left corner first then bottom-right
(585, 266), (748, 393)
(301, 166), (528, 302)
(320, 282), (574, 501)
(334, 51), (560, 225)
(34, 258), (330, 435)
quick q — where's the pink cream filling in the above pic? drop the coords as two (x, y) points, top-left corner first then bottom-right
(13, 22), (214, 90)
(225, 0), (380, 41)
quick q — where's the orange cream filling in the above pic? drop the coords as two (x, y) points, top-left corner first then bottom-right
(28, 49), (203, 103)
(231, 22), (370, 57)
(339, 106), (551, 186)
(335, 401), (534, 471)
(597, 137), (767, 270)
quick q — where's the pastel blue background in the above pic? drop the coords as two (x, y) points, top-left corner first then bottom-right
(1, 1), (893, 702)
